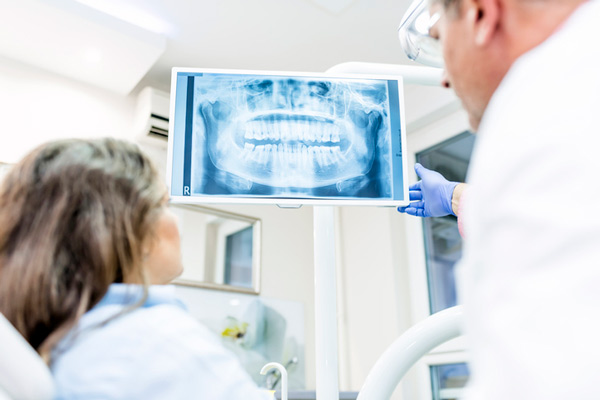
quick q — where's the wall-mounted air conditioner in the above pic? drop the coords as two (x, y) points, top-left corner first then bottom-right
(134, 87), (170, 146)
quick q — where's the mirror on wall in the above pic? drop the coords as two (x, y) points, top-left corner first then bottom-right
(169, 204), (262, 295)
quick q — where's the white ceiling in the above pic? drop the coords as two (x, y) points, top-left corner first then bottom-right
(0, 0), (166, 95)
(0, 0), (417, 95)
(131, 0), (416, 94)
(0, 0), (459, 128)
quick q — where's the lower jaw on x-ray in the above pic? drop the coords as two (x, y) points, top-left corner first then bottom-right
(186, 73), (399, 200)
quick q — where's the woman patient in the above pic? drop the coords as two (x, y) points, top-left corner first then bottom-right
(0, 138), (272, 399)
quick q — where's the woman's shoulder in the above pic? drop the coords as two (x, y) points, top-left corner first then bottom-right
(119, 304), (223, 351)
(74, 303), (221, 356)
(51, 304), (239, 399)
(67, 284), (221, 351)
(50, 284), (274, 399)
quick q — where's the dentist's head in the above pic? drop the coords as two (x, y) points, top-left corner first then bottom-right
(0, 138), (181, 358)
(424, 0), (586, 130)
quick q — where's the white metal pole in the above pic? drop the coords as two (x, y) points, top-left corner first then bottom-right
(313, 205), (339, 400)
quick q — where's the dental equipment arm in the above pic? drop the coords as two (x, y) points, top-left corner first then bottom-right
(327, 62), (442, 86)
(357, 306), (464, 400)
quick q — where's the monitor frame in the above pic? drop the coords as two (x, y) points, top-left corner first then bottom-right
(167, 67), (409, 207)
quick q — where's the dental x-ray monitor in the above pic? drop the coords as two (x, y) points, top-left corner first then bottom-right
(167, 68), (408, 206)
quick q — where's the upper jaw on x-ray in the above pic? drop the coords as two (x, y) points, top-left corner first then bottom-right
(192, 76), (391, 197)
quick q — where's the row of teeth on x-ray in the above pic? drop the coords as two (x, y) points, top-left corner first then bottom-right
(243, 121), (341, 143)
(242, 143), (345, 167)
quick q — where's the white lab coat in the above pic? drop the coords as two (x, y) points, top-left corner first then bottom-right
(457, 0), (600, 398)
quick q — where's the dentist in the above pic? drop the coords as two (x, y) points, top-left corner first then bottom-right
(398, 0), (600, 398)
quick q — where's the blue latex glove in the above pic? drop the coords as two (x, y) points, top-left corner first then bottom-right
(397, 163), (459, 217)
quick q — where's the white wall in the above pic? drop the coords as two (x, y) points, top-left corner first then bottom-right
(188, 203), (317, 388)
(335, 206), (413, 398)
(0, 55), (136, 163)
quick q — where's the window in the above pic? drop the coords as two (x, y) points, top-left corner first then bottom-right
(404, 109), (473, 400)
(224, 226), (254, 288)
(430, 362), (470, 400)
(416, 131), (475, 314)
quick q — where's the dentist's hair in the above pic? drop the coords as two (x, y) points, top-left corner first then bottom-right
(0, 138), (166, 358)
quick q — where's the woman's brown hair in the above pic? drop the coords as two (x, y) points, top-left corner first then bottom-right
(0, 138), (166, 358)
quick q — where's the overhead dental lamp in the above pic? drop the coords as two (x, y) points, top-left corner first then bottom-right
(398, 0), (444, 68)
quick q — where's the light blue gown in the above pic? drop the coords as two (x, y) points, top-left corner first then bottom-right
(51, 284), (272, 400)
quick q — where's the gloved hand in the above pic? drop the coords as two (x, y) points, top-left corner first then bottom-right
(397, 163), (459, 217)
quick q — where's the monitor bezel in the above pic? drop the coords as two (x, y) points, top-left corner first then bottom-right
(166, 67), (409, 207)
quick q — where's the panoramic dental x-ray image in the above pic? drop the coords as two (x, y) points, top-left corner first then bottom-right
(190, 73), (393, 199)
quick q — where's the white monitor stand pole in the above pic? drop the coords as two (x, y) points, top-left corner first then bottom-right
(312, 62), (441, 400)
(313, 205), (340, 400)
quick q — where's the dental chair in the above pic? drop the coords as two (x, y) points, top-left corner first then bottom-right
(0, 313), (55, 400)
(357, 305), (464, 400)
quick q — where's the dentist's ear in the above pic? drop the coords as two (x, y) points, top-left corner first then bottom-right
(471, 0), (501, 46)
